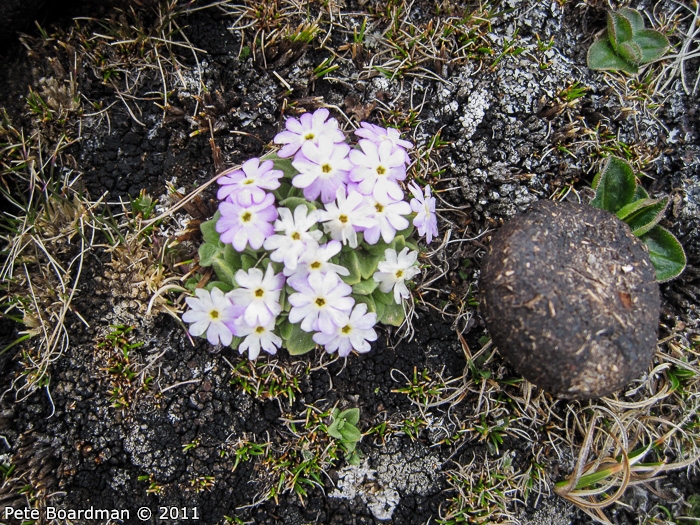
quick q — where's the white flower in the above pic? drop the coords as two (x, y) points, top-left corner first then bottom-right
(286, 241), (350, 289)
(408, 182), (439, 244)
(288, 272), (354, 334)
(354, 122), (413, 163)
(291, 137), (352, 204)
(227, 264), (284, 326)
(236, 318), (282, 360)
(263, 205), (323, 271)
(349, 139), (406, 202)
(182, 287), (240, 346)
(361, 195), (411, 245)
(318, 188), (374, 248)
(313, 303), (377, 357)
(273, 108), (346, 158)
(373, 247), (420, 303)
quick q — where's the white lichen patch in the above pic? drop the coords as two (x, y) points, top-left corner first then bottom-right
(330, 460), (400, 521)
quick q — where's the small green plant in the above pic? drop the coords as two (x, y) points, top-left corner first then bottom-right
(587, 8), (670, 74)
(590, 156), (685, 281)
(327, 408), (362, 465)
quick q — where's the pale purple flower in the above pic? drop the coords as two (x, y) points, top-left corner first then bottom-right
(263, 206), (323, 271)
(408, 182), (438, 244)
(227, 263), (284, 326)
(235, 318), (282, 360)
(373, 247), (420, 303)
(288, 272), (354, 334)
(217, 193), (277, 252)
(274, 108), (346, 158)
(361, 195), (411, 245)
(286, 240), (350, 288)
(292, 137), (352, 203)
(313, 302), (377, 357)
(182, 287), (241, 346)
(354, 122), (413, 163)
(217, 158), (283, 204)
(318, 188), (374, 248)
(349, 139), (406, 202)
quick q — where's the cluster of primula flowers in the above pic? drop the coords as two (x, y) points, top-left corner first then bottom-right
(183, 109), (438, 359)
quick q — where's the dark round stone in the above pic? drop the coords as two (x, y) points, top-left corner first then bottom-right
(480, 199), (660, 400)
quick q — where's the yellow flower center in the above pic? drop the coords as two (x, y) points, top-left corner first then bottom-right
(241, 211), (252, 222)
(375, 203), (384, 213)
(310, 262), (321, 269)
(341, 325), (352, 334)
(255, 326), (265, 334)
(339, 214), (348, 224)
(315, 298), (326, 307)
(395, 270), (404, 279)
(210, 310), (219, 319)
(292, 232), (301, 241)
(304, 132), (315, 140)
(244, 179), (255, 185)
(254, 288), (264, 298)
(376, 166), (386, 175)
(322, 163), (332, 173)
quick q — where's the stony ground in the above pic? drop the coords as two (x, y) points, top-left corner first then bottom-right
(0, 0), (699, 524)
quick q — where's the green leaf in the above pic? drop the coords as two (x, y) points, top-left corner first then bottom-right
(241, 253), (258, 271)
(212, 252), (238, 286)
(198, 242), (222, 267)
(626, 197), (669, 236)
(357, 250), (384, 280)
(618, 41), (643, 65)
(339, 250), (362, 285)
(616, 197), (660, 220)
(352, 293), (377, 313)
(338, 407), (360, 426)
(633, 185), (650, 200)
(378, 300), (406, 327)
(587, 39), (638, 74)
(634, 29), (670, 63)
(201, 213), (221, 244)
(279, 197), (317, 213)
(283, 322), (317, 355)
(327, 420), (344, 440)
(205, 281), (234, 293)
(261, 153), (298, 179)
(373, 288), (395, 305)
(352, 278), (379, 295)
(641, 225), (686, 282)
(590, 157), (638, 213)
(607, 11), (634, 49)
(619, 7), (645, 32)
(339, 425), (362, 443)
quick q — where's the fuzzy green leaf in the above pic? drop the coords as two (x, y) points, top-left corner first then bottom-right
(198, 242), (222, 267)
(633, 185), (650, 200)
(340, 425), (362, 443)
(240, 253), (258, 271)
(634, 29), (670, 63)
(205, 281), (234, 293)
(278, 197), (317, 213)
(618, 41), (643, 66)
(352, 293), (376, 313)
(590, 157), (638, 213)
(201, 214), (221, 245)
(338, 407), (360, 426)
(283, 322), (317, 355)
(372, 288), (395, 306)
(339, 250), (362, 285)
(327, 420), (344, 440)
(619, 7), (645, 32)
(627, 197), (669, 236)
(377, 300), (406, 327)
(641, 225), (686, 282)
(616, 198), (657, 221)
(587, 38), (639, 74)
(357, 250), (384, 280)
(607, 11), (634, 49)
(352, 278), (379, 295)
(212, 251), (238, 286)
(261, 153), (298, 178)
